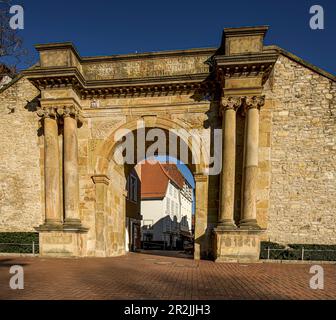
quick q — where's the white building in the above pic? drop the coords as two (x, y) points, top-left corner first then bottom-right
(139, 162), (193, 249)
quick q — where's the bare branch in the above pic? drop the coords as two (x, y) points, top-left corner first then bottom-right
(0, 0), (30, 76)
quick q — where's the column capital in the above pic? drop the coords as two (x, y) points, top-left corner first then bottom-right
(57, 105), (83, 125)
(37, 106), (57, 119)
(57, 105), (79, 118)
(39, 98), (83, 123)
(244, 95), (265, 111)
(220, 96), (243, 115)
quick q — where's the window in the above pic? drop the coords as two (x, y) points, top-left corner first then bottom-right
(129, 175), (137, 202)
(169, 184), (172, 196)
(167, 198), (170, 213)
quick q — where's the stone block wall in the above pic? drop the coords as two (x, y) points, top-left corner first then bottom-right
(0, 78), (43, 231)
(0, 51), (335, 254)
(264, 55), (336, 244)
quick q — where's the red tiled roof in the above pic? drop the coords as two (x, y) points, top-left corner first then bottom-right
(140, 161), (185, 200)
(161, 164), (184, 189)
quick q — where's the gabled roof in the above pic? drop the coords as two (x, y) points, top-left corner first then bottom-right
(160, 164), (185, 189)
(140, 161), (185, 200)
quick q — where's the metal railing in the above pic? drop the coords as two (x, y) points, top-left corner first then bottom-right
(262, 247), (336, 261)
(0, 241), (39, 256)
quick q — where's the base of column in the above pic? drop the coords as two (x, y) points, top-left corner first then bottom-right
(217, 220), (237, 230)
(63, 218), (84, 229)
(213, 228), (264, 263)
(36, 224), (88, 257)
(238, 219), (261, 230)
(43, 219), (63, 227)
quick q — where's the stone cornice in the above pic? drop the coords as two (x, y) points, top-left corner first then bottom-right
(24, 66), (214, 99)
(39, 97), (82, 111)
(215, 52), (278, 83)
(35, 42), (216, 63)
(35, 42), (82, 61)
(224, 26), (269, 38)
(23, 67), (85, 94)
(81, 47), (216, 62)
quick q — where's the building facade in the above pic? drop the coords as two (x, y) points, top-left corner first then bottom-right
(140, 162), (193, 249)
(125, 168), (142, 252)
(0, 26), (335, 262)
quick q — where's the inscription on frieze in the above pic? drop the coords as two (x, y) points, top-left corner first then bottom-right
(83, 55), (211, 80)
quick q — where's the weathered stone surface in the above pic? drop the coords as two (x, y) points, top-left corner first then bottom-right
(263, 55), (336, 244)
(0, 78), (43, 231)
(0, 26), (335, 261)
(39, 231), (87, 257)
(214, 229), (262, 262)
(82, 53), (212, 80)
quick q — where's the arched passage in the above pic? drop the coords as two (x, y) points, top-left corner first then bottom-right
(92, 117), (210, 259)
(125, 157), (195, 258)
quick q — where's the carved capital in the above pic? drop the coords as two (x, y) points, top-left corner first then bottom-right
(220, 96), (243, 116)
(57, 105), (79, 118)
(244, 95), (265, 111)
(37, 107), (57, 119)
(57, 105), (83, 126)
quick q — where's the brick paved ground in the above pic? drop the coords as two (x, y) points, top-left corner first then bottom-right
(0, 252), (335, 300)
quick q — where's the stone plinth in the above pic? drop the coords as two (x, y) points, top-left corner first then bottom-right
(38, 226), (88, 257)
(213, 228), (264, 263)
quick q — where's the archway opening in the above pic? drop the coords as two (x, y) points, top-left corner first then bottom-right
(125, 156), (195, 259)
(95, 121), (209, 260)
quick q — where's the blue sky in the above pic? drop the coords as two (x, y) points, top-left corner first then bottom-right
(8, 0), (336, 75)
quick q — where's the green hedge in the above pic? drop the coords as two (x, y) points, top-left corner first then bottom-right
(260, 242), (336, 261)
(0, 232), (39, 254)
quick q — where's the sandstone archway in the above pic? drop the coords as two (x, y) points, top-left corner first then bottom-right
(31, 26), (275, 262)
(91, 117), (210, 259)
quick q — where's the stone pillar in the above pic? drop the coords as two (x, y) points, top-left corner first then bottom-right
(92, 174), (110, 257)
(37, 103), (88, 258)
(239, 95), (265, 229)
(218, 96), (242, 229)
(38, 107), (62, 225)
(58, 106), (81, 226)
(194, 173), (208, 260)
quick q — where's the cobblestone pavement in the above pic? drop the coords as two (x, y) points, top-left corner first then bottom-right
(0, 253), (335, 300)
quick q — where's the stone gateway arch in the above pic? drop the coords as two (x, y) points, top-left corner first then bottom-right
(0, 26), (335, 262)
